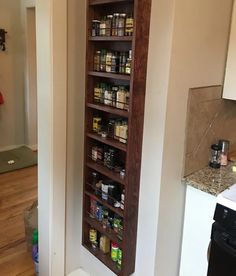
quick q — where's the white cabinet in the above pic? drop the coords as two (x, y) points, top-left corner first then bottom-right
(179, 186), (216, 276)
(223, 1), (236, 100)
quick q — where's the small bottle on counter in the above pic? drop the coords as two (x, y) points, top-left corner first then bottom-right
(219, 140), (230, 166)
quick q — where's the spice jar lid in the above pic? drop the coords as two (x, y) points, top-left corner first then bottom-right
(211, 144), (222, 151)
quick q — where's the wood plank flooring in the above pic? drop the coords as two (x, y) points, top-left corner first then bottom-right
(0, 166), (37, 276)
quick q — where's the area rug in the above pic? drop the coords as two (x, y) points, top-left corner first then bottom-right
(0, 146), (37, 174)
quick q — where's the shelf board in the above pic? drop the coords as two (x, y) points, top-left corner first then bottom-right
(83, 242), (122, 275)
(86, 160), (126, 185)
(88, 71), (131, 81)
(89, 36), (133, 42)
(84, 216), (123, 247)
(87, 132), (127, 152)
(85, 190), (124, 218)
(87, 103), (129, 117)
(89, 0), (132, 5)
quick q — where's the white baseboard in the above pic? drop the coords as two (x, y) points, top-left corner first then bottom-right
(67, 268), (90, 276)
(0, 144), (38, 152)
(0, 144), (25, 152)
(26, 144), (38, 151)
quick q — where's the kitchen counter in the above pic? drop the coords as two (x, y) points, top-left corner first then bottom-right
(184, 162), (236, 196)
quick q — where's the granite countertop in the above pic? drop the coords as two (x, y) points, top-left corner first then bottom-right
(184, 162), (236, 196)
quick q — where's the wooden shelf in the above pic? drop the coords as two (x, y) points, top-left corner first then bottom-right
(85, 189), (124, 217)
(86, 160), (126, 185)
(83, 242), (121, 275)
(89, 0), (133, 5)
(84, 216), (122, 247)
(87, 132), (127, 152)
(88, 71), (131, 81)
(89, 36), (133, 42)
(83, 0), (151, 273)
(87, 103), (129, 117)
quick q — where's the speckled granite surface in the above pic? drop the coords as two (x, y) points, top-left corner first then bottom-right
(184, 162), (236, 196)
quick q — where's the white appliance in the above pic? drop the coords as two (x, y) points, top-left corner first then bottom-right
(217, 183), (236, 211)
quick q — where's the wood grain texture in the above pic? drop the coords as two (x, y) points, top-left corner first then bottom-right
(0, 166), (37, 276)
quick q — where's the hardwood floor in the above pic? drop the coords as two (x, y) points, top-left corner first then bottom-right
(0, 166), (37, 276)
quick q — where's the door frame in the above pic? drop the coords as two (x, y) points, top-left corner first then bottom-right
(35, 0), (67, 275)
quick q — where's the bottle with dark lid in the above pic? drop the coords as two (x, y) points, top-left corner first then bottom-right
(209, 143), (222, 169)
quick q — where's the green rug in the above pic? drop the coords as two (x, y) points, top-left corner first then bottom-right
(0, 146), (37, 174)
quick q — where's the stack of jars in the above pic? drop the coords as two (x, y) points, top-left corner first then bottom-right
(94, 83), (129, 111)
(93, 116), (128, 144)
(94, 49), (132, 75)
(91, 13), (134, 37)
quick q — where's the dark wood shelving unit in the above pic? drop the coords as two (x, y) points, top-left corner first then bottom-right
(83, 0), (151, 274)
(84, 243), (121, 275)
(88, 71), (131, 81)
(89, 36), (133, 41)
(84, 216), (123, 247)
(85, 189), (124, 217)
(89, 0), (133, 6)
(86, 160), (126, 185)
(87, 132), (127, 152)
(87, 103), (129, 117)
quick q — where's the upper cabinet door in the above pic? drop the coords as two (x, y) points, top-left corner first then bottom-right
(223, 2), (236, 101)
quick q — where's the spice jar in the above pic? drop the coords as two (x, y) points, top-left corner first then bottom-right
(99, 17), (106, 36)
(125, 15), (134, 36)
(111, 52), (119, 73)
(94, 50), (101, 71)
(117, 249), (122, 269)
(116, 86), (126, 109)
(100, 83), (106, 104)
(209, 144), (222, 169)
(100, 235), (110, 254)
(105, 52), (112, 73)
(94, 83), (101, 103)
(104, 86), (112, 106)
(111, 242), (119, 262)
(112, 13), (119, 36)
(91, 20), (100, 37)
(125, 50), (132, 75)
(119, 52), (127, 74)
(100, 49), (107, 72)
(106, 15), (113, 36)
(89, 228), (98, 249)
(112, 86), (118, 107)
(89, 196), (97, 218)
(93, 116), (102, 132)
(118, 14), (126, 36)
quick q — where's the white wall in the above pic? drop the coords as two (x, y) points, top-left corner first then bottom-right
(155, 0), (233, 275)
(0, 0), (25, 150)
(21, 0), (38, 150)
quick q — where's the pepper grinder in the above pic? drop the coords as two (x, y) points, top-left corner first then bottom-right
(209, 144), (222, 169)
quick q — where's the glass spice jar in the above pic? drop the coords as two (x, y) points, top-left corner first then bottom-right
(105, 51), (112, 73)
(111, 52), (119, 73)
(100, 49), (107, 72)
(94, 83), (101, 103)
(119, 52), (127, 74)
(116, 86), (126, 109)
(100, 83), (106, 104)
(118, 14), (126, 36)
(94, 50), (101, 71)
(125, 50), (132, 75)
(106, 15), (113, 36)
(125, 15), (134, 36)
(91, 20), (100, 37)
(112, 86), (118, 107)
(99, 17), (106, 36)
(112, 13), (119, 36)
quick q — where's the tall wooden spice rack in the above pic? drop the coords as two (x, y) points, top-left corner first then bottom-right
(82, 0), (151, 275)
